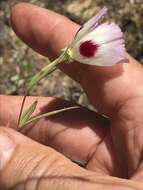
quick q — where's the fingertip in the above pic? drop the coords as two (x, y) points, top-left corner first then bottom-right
(10, 2), (79, 58)
(10, 2), (31, 29)
(11, 2), (28, 17)
(11, 3), (38, 56)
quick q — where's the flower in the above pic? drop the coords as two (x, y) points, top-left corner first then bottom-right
(67, 7), (126, 66)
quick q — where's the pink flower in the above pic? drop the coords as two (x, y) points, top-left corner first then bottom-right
(67, 7), (126, 66)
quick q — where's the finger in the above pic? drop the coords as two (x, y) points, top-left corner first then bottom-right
(1, 95), (122, 177)
(11, 3), (78, 58)
(0, 126), (95, 190)
(10, 3), (81, 82)
(0, 127), (142, 190)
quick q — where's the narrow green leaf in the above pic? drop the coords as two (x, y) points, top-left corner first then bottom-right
(19, 100), (38, 128)
(21, 106), (80, 128)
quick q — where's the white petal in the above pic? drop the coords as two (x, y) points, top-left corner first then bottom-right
(71, 23), (126, 66)
(90, 40), (126, 66)
(84, 6), (108, 29)
(81, 22), (124, 45)
(73, 7), (108, 43)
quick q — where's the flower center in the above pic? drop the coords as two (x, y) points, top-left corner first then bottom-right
(79, 40), (98, 58)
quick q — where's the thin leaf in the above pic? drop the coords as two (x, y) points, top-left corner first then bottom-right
(19, 100), (38, 128)
(21, 106), (80, 128)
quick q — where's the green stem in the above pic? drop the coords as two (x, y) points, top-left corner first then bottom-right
(21, 106), (80, 128)
(28, 52), (67, 90)
(19, 50), (69, 128)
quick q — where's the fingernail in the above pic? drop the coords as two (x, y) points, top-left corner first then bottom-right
(0, 133), (15, 171)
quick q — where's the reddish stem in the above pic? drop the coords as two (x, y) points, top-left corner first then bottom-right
(17, 92), (28, 129)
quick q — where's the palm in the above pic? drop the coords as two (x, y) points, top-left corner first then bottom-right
(81, 62), (143, 179)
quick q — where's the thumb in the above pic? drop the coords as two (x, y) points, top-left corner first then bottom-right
(0, 126), (84, 190)
(0, 126), (142, 190)
(0, 126), (93, 190)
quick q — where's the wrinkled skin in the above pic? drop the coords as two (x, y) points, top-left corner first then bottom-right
(0, 3), (143, 190)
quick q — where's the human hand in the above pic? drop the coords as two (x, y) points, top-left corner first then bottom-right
(0, 3), (143, 189)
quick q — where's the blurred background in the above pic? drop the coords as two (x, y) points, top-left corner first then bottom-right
(0, 0), (143, 108)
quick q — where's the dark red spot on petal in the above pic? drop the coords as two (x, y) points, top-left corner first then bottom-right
(79, 40), (98, 58)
